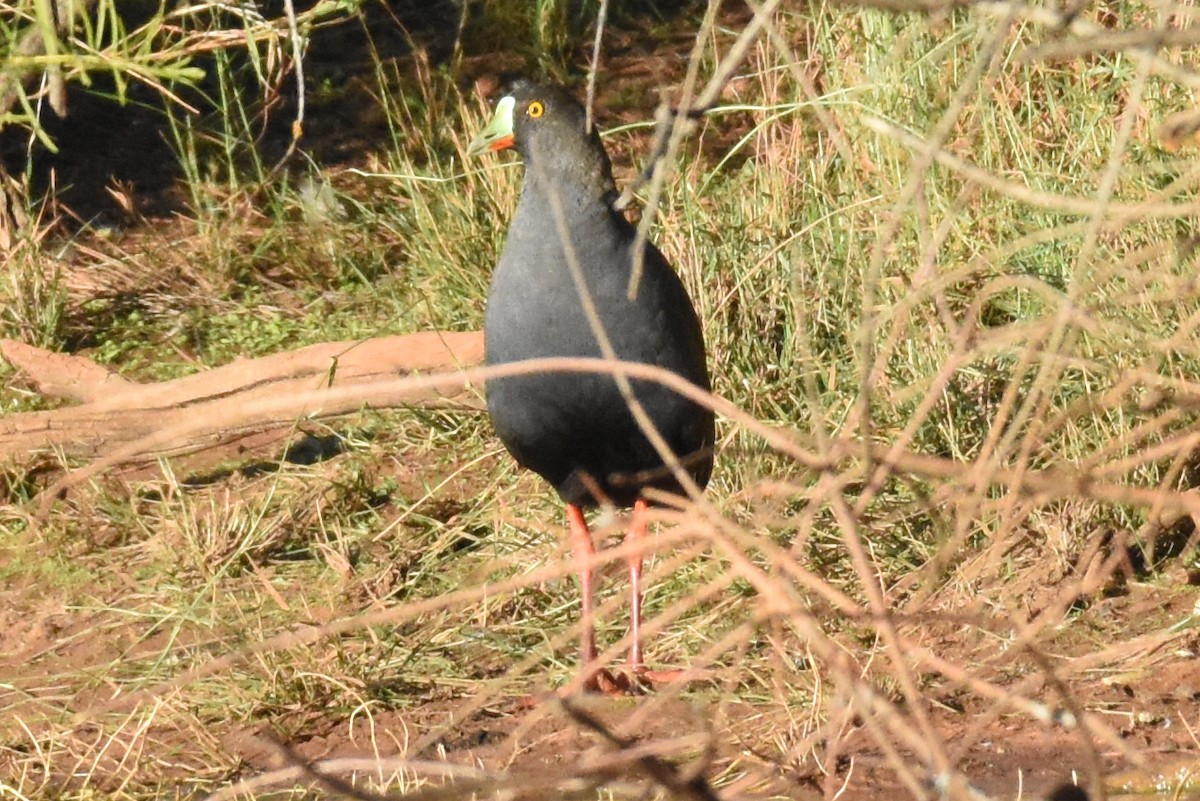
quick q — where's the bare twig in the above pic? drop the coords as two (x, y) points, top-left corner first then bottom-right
(585, 0), (609, 135)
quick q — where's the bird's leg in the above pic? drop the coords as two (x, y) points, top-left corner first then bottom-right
(566, 504), (598, 680)
(626, 498), (649, 675)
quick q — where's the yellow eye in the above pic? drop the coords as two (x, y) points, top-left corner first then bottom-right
(527, 100), (545, 119)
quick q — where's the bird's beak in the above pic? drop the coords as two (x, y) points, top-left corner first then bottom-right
(467, 95), (516, 157)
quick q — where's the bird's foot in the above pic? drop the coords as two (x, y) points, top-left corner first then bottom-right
(576, 666), (709, 695)
(580, 667), (646, 696)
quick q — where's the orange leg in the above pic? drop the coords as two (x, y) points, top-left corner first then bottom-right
(627, 498), (649, 674)
(566, 504), (598, 677)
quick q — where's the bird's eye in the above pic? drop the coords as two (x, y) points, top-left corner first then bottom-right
(527, 100), (545, 119)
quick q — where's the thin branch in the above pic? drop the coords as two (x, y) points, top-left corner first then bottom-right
(585, 0), (609, 135)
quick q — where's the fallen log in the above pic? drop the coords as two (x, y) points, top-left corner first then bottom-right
(0, 331), (485, 470)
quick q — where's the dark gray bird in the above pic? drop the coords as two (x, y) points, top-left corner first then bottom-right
(467, 79), (714, 692)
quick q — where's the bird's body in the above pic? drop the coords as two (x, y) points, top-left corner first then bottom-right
(485, 154), (712, 507)
(468, 79), (714, 691)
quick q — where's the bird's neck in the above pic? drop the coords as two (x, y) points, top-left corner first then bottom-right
(518, 137), (620, 220)
(516, 170), (621, 231)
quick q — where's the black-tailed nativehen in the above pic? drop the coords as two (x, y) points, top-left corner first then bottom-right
(467, 78), (714, 692)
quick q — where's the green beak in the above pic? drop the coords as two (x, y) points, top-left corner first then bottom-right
(467, 95), (516, 157)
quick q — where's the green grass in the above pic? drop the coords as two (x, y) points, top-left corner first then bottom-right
(4, 0), (1200, 799)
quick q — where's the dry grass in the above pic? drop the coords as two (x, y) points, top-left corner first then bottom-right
(3, 1), (1200, 800)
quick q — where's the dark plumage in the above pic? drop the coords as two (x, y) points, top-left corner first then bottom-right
(467, 79), (714, 691)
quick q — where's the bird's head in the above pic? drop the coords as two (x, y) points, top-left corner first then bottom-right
(468, 79), (616, 199)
